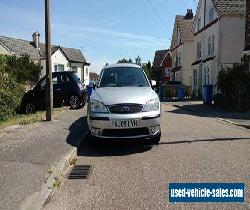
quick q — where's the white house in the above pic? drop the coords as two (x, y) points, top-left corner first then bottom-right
(191, 0), (246, 96)
(0, 32), (90, 85)
(170, 10), (195, 87)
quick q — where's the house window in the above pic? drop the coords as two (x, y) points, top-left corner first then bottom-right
(175, 72), (179, 81)
(209, 7), (214, 23)
(193, 69), (198, 88)
(71, 66), (77, 72)
(177, 28), (182, 44)
(211, 35), (215, 55)
(204, 66), (210, 85)
(54, 64), (64, 72)
(81, 69), (84, 83)
(208, 35), (215, 56)
(198, 18), (201, 30)
(165, 68), (171, 77)
(52, 75), (59, 85)
(85, 67), (89, 75)
(179, 52), (182, 66)
(208, 36), (211, 55)
(197, 42), (202, 59)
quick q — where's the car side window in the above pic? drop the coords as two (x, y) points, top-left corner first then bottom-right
(40, 78), (46, 90)
(60, 74), (70, 83)
(52, 75), (60, 85)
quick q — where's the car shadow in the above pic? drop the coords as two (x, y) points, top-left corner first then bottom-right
(66, 116), (153, 157)
(66, 116), (88, 148)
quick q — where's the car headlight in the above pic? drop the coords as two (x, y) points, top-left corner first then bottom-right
(90, 100), (109, 113)
(142, 99), (160, 112)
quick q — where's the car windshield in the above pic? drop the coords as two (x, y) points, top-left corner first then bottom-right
(99, 67), (149, 88)
(70, 72), (81, 83)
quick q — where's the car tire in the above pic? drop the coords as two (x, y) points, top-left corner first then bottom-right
(151, 131), (161, 145)
(69, 95), (81, 109)
(25, 103), (35, 114)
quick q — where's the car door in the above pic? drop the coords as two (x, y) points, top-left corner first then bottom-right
(32, 77), (46, 109)
(52, 73), (64, 107)
(59, 73), (74, 102)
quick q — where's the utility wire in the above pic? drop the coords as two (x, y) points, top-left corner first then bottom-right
(138, 0), (151, 26)
(146, 0), (167, 29)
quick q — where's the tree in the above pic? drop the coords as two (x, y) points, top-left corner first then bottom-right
(4, 54), (42, 84)
(117, 58), (133, 64)
(142, 61), (154, 79)
(0, 55), (25, 120)
(135, 55), (142, 66)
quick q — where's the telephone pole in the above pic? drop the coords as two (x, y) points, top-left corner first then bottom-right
(45, 0), (53, 121)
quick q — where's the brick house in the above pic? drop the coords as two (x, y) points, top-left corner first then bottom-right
(152, 49), (172, 83)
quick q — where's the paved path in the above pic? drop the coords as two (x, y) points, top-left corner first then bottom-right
(43, 103), (250, 210)
(0, 107), (87, 210)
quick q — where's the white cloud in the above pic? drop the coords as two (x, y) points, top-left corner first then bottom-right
(53, 24), (170, 50)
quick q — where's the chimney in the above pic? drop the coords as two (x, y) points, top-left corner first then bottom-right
(32, 32), (40, 48)
(184, 9), (193, 20)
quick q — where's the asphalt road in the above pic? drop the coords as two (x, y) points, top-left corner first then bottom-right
(0, 108), (87, 210)
(43, 103), (250, 210)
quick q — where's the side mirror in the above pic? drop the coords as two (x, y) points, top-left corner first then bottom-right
(151, 80), (157, 87)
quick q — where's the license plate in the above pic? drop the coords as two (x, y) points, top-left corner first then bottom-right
(112, 120), (138, 128)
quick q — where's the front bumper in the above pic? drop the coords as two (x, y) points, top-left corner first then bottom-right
(87, 111), (160, 139)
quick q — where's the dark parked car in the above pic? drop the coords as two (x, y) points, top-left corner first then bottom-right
(20, 71), (87, 114)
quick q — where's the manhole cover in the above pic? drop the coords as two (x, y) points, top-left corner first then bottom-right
(68, 165), (92, 179)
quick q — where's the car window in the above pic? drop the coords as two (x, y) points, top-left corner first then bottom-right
(99, 67), (149, 88)
(52, 75), (59, 85)
(60, 74), (70, 83)
(40, 78), (46, 90)
(70, 72), (81, 83)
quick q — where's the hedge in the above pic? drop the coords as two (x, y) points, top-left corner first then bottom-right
(0, 71), (25, 120)
(0, 54), (41, 120)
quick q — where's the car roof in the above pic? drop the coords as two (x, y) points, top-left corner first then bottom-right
(102, 63), (142, 69)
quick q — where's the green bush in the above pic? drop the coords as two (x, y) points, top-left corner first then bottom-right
(0, 67), (25, 120)
(217, 64), (250, 97)
(0, 54), (40, 120)
(4, 54), (42, 84)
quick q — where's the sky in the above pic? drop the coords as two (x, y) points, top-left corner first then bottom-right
(0, 0), (198, 73)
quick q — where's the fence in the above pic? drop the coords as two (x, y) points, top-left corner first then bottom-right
(160, 85), (192, 101)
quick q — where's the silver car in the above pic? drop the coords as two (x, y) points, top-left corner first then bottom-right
(87, 63), (161, 144)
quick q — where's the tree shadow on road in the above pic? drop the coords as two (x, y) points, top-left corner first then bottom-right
(157, 137), (250, 146)
(168, 104), (250, 121)
(66, 117), (153, 157)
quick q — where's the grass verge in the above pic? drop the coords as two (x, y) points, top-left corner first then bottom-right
(0, 107), (68, 129)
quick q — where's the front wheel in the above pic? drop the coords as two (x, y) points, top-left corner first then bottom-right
(69, 95), (81, 109)
(25, 103), (35, 114)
